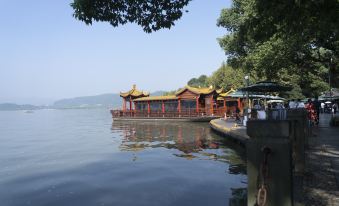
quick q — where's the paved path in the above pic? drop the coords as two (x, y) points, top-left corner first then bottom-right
(209, 118), (249, 145)
(303, 114), (339, 206)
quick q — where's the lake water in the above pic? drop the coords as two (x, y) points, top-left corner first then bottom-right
(0, 109), (247, 206)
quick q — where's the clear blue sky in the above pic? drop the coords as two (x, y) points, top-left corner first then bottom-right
(0, 0), (231, 105)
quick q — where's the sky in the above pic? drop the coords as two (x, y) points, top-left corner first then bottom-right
(0, 0), (232, 105)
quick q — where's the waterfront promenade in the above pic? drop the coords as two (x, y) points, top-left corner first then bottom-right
(210, 114), (339, 205)
(303, 114), (339, 205)
(209, 118), (249, 145)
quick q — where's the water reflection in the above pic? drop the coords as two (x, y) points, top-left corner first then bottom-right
(112, 121), (247, 205)
(229, 188), (247, 206)
(111, 121), (246, 175)
(0, 109), (248, 206)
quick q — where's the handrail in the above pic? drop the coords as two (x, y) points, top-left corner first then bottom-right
(111, 108), (226, 118)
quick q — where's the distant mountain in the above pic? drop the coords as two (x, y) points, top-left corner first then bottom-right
(53, 93), (121, 109)
(0, 103), (44, 111)
(52, 91), (167, 109)
(0, 91), (169, 110)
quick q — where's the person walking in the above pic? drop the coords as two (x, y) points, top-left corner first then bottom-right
(306, 99), (318, 125)
(333, 103), (338, 114)
(235, 106), (241, 122)
(289, 99), (296, 109)
(296, 99), (305, 108)
(321, 102), (325, 113)
(313, 97), (321, 122)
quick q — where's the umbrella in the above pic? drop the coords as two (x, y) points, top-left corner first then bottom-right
(239, 81), (292, 93)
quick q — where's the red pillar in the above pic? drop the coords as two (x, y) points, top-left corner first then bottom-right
(123, 98), (126, 112)
(237, 98), (242, 112)
(210, 96), (214, 114)
(147, 101), (150, 114)
(162, 100), (165, 113)
(223, 99), (227, 114)
(178, 99), (181, 114)
(196, 97), (199, 113)
(129, 98), (132, 111)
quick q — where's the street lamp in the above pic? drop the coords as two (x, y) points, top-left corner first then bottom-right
(244, 75), (250, 126)
(244, 75), (250, 108)
(329, 57), (333, 98)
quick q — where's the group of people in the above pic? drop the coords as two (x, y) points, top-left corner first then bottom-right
(320, 101), (338, 114)
(287, 98), (338, 125)
(288, 99), (306, 109)
(234, 98), (338, 124)
(287, 98), (321, 125)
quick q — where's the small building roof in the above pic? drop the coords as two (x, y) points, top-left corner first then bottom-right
(219, 88), (236, 97)
(120, 85), (150, 98)
(219, 90), (284, 100)
(133, 95), (178, 102)
(175, 85), (217, 95)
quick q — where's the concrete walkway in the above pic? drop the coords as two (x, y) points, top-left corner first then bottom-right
(209, 118), (249, 145)
(303, 114), (339, 206)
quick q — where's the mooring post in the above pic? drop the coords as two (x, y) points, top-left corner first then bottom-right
(247, 120), (293, 206)
(286, 108), (308, 174)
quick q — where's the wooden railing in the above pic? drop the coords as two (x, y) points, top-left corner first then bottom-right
(111, 108), (226, 118)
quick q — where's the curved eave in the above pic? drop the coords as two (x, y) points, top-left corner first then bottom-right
(219, 88), (236, 97)
(175, 85), (216, 96)
(120, 91), (150, 98)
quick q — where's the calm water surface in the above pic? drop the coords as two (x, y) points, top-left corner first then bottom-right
(0, 109), (247, 206)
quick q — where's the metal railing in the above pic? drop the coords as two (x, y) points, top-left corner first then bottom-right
(111, 108), (226, 118)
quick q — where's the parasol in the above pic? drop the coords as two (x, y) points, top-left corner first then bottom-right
(239, 81), (292, 93)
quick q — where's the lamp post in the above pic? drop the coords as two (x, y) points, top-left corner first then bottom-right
(329, 57), (333, 98)
(244, 75), (250, 126)
(245, 75), (250, 108)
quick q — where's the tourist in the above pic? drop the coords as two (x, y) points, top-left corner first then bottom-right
(276, 102), (284, 109)
(333, 103), (338, 114)
(289, 99), (296, 109)
(321, 101), (325, 113)
(284, 101), (289, 109)
(306, 99), (318, 125)
(253, 103), (261, 110)
(313, 97), (321, 121)
(296, 99), (305, 108)
(235, 106), (241, 122)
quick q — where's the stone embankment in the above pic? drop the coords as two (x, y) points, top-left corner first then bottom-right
(209, 114), (339, 206)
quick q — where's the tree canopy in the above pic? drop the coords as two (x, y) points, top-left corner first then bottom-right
(187, 75), (209, 87)
(208, 63), (245, 90)
(217, 0), (338, 97)
(71, 0), (191, 33)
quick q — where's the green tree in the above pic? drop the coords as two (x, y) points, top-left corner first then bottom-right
(208, 63), (246, 90)
(187, 75), (209, 87)
(71, 0), (191, 33)
(217, 0), (338, 97)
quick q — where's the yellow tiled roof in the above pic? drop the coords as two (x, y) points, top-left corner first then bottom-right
(219, 88), (236, 97)
(120, 85), (150, 98)
(133, 95), (177, 102)
(216, 88), (223, 94)
(176, 85), (216, 95)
